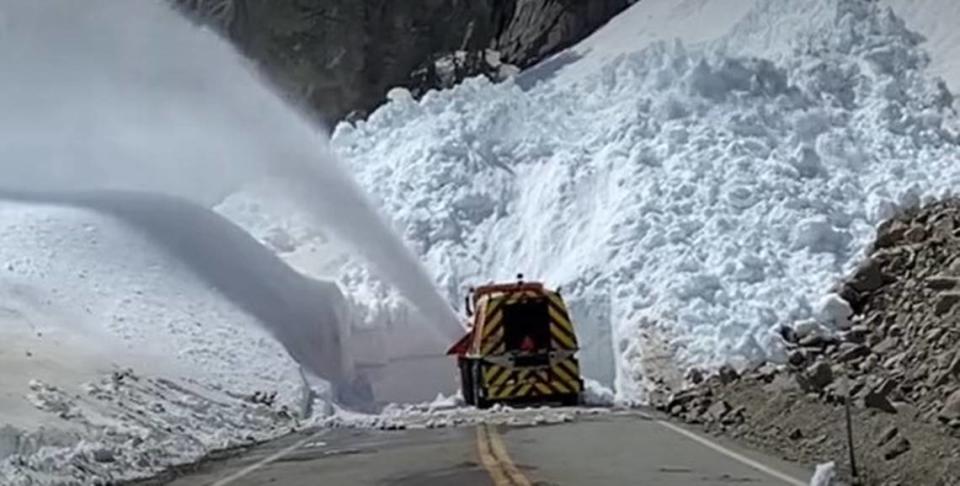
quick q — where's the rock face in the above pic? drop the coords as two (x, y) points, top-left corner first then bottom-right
(655, 199), (960, 484)
(173, 0), (630, 123)
(679, 199), (960, 431)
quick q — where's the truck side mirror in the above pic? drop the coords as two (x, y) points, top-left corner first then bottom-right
(464, 295), (473, 316)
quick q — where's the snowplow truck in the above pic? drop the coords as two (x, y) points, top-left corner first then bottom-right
(447, 277), (584, 408)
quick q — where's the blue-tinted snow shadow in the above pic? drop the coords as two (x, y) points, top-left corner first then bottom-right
(514, 49), (588, 91)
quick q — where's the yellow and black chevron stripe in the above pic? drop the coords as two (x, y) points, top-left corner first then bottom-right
(481, 358), (582, 400)
(545, 291), (578, 350)
(478, 290), (578, 355)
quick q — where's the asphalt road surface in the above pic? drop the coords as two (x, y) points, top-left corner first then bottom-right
(162, 411), (813, 486)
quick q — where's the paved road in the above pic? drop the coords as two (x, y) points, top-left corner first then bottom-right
(163, 411), (812, 486)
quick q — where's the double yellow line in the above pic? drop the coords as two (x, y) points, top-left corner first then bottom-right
(475, 424), (532, 486)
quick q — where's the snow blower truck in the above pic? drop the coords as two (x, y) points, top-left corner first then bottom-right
(446, 275), (584, 408)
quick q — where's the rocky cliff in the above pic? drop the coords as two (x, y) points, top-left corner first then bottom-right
(173, 0), (629, 124)
(657, 200), (960, 485)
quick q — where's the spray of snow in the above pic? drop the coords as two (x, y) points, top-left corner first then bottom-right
(0, 203), (323, 484)
(0, 0), (456, 482)
(331, 0), (960, 400)
(0, 0), (459, 342)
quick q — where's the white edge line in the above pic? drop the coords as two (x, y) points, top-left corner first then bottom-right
(655, 419), (808, 486)
(209, 433), (321, 486)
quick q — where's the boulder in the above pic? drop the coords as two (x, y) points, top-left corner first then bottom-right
(904, 226), (927, 243)
(938, 389), (960, 421)
(842, 325), (869, 344)
(763, 374), (802, 394)
(926, 275), (960, 290)
(686, 367), (705, 385)
(805, 361), (834, 391)
(849, 259), (888, 292)
(934, 292), (960, 316)
(877, 426), (899, 447)
(862, 380), (898, 414)
(882, 437), (911, 460)
(875, 221), (908, 249)
(787, 349), (807, 367)
(838, 343), (870, 362)
(872, 337), (899, 355)
(717, 365), (740, 385)
(706, 400), (732, 422)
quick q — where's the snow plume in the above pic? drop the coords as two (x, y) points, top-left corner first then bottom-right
(332, 0), (960, 400)
(0, 0), (457, 482)
(0, 0), (460, 342)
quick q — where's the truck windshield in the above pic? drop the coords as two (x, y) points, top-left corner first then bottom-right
(502, 298), (551, 352)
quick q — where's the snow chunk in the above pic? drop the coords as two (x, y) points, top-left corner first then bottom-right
(809, 461), (838, 486)
(792, 216), (849, 254)
(583, 379), (616, 407)
(817, 293), (853, 330)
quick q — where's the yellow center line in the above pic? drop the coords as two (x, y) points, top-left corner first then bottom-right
(475, 424), (532, 486)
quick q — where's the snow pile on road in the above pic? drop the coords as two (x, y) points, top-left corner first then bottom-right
(331, 0), (960, 400)
(0, 203), (314, 485)
(319, 395), (611, 431)
(582, 379), (617, 407)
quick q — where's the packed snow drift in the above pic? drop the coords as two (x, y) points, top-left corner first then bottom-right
(330, 0), (960, 399)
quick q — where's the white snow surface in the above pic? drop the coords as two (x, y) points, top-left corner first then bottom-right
(330, 0), (960, 399)
(809, 461), (839, 486)
(0, 203), (314, 485)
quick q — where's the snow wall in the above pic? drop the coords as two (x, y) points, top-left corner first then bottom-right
(330, 0), (960, 399)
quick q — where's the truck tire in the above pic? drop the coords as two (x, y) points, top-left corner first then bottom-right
(472, 361), (491, 409)
(459, 359), (476, 406)
(560, 393), (581, 407)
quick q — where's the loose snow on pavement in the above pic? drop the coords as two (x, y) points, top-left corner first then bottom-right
(330, 0), (960, 400)
(320, 393), (611, 431)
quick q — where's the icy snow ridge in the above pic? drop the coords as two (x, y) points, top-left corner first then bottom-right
(0, 371), (302, 486)
(332, 0), (960, 399)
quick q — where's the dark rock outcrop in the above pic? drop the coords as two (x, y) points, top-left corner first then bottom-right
(172, 0), (630, 124)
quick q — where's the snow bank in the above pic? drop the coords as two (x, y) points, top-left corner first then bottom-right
(321, 397), (610, 431)
(0, 202), (315, 484)
(331, 0), (960, 400)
